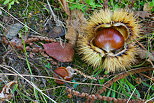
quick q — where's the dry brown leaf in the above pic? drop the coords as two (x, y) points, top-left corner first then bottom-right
(0, 81), (17, 102)
(65, 10), (87, 46)
(48, 26), (65, 38)
(135, 78), (142, 84)
(135, 11), (151, 19)
(6, 23), (23, 40)
(143, 3), (153, 12)
(138, 49), (154, 61)
(43, 42), (74, 62)
(58, 0), (70, 15)
(65, 25), (76, 45)
(103, 0), (108, 9)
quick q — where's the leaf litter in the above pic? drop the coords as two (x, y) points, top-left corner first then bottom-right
(0, 1), (153, 102)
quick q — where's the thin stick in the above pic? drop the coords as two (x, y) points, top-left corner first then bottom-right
(0, 65), (57, 103)
(0, 7), (40, 35)
(127, 88), (136, 103)
(46, 0), (64, 27)
(97, 67), (154, 94)
(0, 72), (126, 96)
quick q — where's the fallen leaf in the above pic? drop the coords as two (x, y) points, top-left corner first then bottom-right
(135, 11), (151, 19)
(43, 42), (74, 62)
(65, 25), (76, 45)
(48, 26), (65, 38)
(10, 37), (22, 45)
(65, 10), (87, 46)
(67, 93), (73, 98)
(0, 81), (17, 102)
(6, 23), (23, 39)
(53, 67), (70, 84)
(143, 3), (153, 12)
(58, 0), (70, 15)
(138, 49), (154, 61)
(103, 0), (108, 9)
(135, 78), (142, 84)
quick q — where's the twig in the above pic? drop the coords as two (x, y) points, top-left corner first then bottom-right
(127, 88), (136, 103)
(0, 65), (57, 103)
(97, 67), (154, 94)
(140, 73), (154, 81)
(66, 67), (154, 103)
(46, 0), (64, 27)
(145, 96), (154, 103)
(74, 68), (110, 80)
(0, 73), (126, 96)
(0, 7), (40, 35)
(66, 87), (145, 103)
(42, 86), (67, 91)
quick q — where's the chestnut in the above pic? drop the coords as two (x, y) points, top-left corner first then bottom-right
(53, 66), (75, 84)
(77, 9), (140, 72)
(93, 28), (124, 52)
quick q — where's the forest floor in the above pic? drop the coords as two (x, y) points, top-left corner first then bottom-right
(0, 0), (153, 103)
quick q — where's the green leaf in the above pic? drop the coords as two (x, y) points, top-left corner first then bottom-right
(149, 0), (154, 6)
(11, 84), (18, 93)
(72, 80), (79, 88)
(106, 89), (111, 97)
(98, 79), (105, 84)
(111, 83), (117, 98)
(9, 1), (15, 5)
(8, 4), (11, 9)
(142, 82), (154, 90)
(15, 0), (19, 4)
(85, 0), (93, 4)
(3, 0), (11, 5)
(45, 63), (51, 69)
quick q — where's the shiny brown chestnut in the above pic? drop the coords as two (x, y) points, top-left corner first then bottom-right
(93, 28), (124, 52)
(77, 9), (140, 72)
(53, 66), (75, 84)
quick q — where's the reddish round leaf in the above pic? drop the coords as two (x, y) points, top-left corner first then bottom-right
(43, 42), (74, 62)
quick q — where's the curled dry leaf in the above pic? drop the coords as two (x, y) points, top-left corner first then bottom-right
(65, 10), (87, 46)
(103, 0), (108, 8)
(135, 11), (151, 19)
(143, 3), (153, 12)
(10, 37), (22, 46)
(43, 42), (74, 62)
(6, 23), (23, 39)
(135, 78), (142, 84)
(65, 24), (76, 46)
(138, 49), (154, 61)
(58, 0), (70, 15)
(48, 26), (65, 38)
(0, 81), (17, 102)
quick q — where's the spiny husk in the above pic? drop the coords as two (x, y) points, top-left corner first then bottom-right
(78, 36), (102, 67)
(77, 9), (140, 72)
(102, 45), (138, 72)
(78, 36), (138, 72)
(84, 9), (140, 41)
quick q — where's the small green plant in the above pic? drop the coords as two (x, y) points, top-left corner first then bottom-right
(1, 0), (19, 9)
(0, 0), (153, 102)
(68, 0), (102, 15)
(149, 0), (154, 11)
